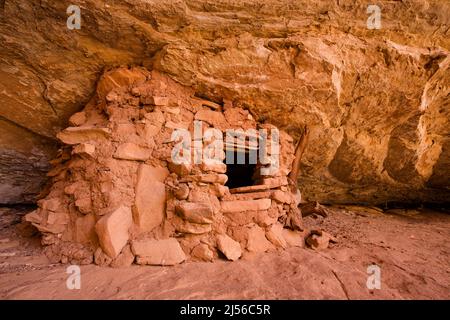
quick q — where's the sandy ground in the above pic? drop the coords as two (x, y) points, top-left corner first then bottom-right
(0, 205), (449, 300)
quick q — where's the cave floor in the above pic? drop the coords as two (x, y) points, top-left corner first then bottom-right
(0, 205), (449, 300)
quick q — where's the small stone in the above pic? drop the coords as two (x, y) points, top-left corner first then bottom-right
(110, 245), (135, 268)
(216, 234), (242, 261)
(174, 184), (190, 200)
(306, 230), (337, 250)
(212, 184), (229, 198)
(191, 243), (214, 262)
(261, 176), (288, 188)
(94, 247), (112, 266)
(75, 197), (92, 214)
(282, 229), (305, 248)
(174, 220), (212, 234)
(132, 238), (186, 266)
(271, 190), (293, 204)
(266, 223), (287, 248)
(175, 202), (213, 224)
(95, 206), (132, 258)
(195, 110), (228, 129)
(254, 210), (277, 227)
(131, 87), (141, 96)
(106, 91), (119, 103)
(201, 161), (227, 173)
(141, 96), (169, 106)
(299, 202), (329, 218)
(168, 162), (192, 176)
(72, 143), (95, 157)
(114, 143), (151, 161)
(69, 111), (87, 126)
(38, 198), (62, 212)
(246, 225), (274, 253)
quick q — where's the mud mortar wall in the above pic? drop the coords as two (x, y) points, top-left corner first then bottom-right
(25, 68), (305, 266)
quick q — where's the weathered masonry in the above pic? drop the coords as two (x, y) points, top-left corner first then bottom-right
(26, 67), (306, 266)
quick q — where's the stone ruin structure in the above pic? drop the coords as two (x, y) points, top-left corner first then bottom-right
(25, 67), (309, 267)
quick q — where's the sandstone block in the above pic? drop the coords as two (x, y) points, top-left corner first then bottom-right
(306, 230), (337, 250)
(57, 126), (110, 145)
(174, 184), (190, 200)
(97, 68), (147, 100)
(282, 229), (305, 248)
(144, 110), (165, 124)
(266, 223), (287, 248)
(114, 143), (151, 161)
(271, 190), (293, 204)
(261, 176), (288, 188)
(174, 220), (212, 234)
(141, 96), (169, 106)
(216, 234), (242, 261)
(133, 164), (169, 233)
(201, 161), (227, 173)
(72, 143), (95, 157)
(95, 206), (132, 258)
(195, 109), (228, 129)
(191, 243), (214, 262)
(75, 214), (97, 244)
(168, 162), (192, 176)
(246, 225), (274, 253)
(176, 202), (213, 224)
(212, 184), (229, 198)
(221, 198), (271, 213)
(132, 238), (186, 266)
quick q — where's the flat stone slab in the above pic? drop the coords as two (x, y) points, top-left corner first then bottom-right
(113, 143), (151, 161)
(132, 238), (186, 266)
(95, 206), (132, 259)
(134, 164), (169, 233)
(175, 202), (213, 224)
(229, 184), (272, 194)
(221, 198), (271, 213)
(57, 126), (110, 145)
(216, 234), (242, 261)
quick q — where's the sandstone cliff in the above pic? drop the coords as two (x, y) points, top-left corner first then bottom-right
(0, 0), (449, 205)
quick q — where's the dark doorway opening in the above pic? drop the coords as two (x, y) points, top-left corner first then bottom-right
(224, 151), (257, 189)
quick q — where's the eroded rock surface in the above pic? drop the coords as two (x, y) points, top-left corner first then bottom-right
(0, 1), (449, 204)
